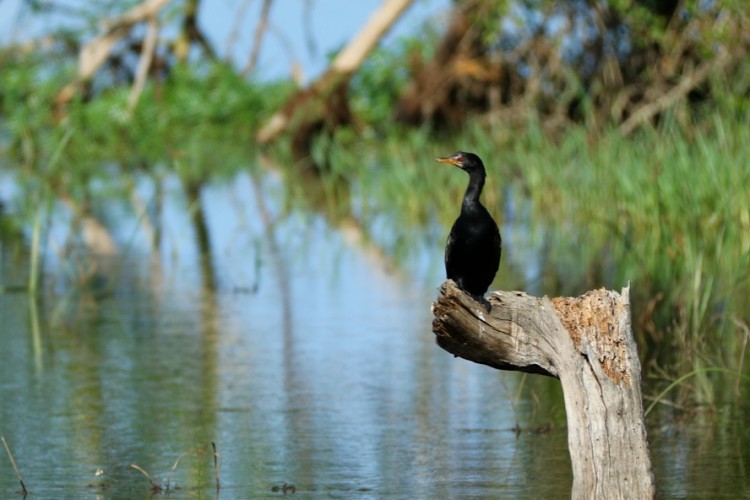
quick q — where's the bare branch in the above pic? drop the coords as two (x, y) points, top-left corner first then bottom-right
(79, 0), (172, 80)
(619, 50), (731, 136)
(128, 16), (159, 112)
(243, 0), (273, 75)
(331, 0), (412, 75)
(256, 0), (413, 145)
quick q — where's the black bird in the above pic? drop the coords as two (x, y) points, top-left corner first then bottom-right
(436, 151), (502, 299)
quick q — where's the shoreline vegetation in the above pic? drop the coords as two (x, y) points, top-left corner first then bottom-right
(1, 1), (749, 410)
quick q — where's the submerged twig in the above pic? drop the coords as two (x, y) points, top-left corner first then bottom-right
(130, 463), (162, 493)
(165, 451), (189, 492)
(211, 441), (221, 490)
(271, 482), (297, 495)
(1, 436), (28, 495)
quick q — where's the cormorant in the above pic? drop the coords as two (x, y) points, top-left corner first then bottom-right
(436, 151), (502, 300)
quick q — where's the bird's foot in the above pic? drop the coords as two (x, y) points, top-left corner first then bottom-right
(470, 294), (492, 313)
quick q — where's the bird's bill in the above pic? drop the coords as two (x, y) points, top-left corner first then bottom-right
(435, 153), (462, 166)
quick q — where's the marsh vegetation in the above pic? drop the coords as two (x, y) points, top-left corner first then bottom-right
(1, 0), (749, 496)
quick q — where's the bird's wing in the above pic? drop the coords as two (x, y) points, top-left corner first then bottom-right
(492, 225), (502, 272)
(444, 229), (457, 276)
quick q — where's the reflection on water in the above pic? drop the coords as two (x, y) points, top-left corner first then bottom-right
(0, 171), (748, 497)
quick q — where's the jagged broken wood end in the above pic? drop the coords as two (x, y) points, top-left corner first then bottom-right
(432, 280), (636, 381)
(432, 279), (655, 499)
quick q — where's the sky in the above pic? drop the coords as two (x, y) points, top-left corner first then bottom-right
(0, 0), (450, 82)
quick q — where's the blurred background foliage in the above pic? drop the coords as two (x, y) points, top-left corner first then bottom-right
(1, 0), (749, 406)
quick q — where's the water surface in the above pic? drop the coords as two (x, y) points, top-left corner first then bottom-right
(0, 171), (747, 498)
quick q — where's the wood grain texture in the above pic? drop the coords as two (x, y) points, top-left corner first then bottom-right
(432, 280), (655, 499)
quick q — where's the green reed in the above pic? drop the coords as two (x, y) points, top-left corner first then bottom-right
(334, 112), (749, 405)
(2, 52), (747, 405)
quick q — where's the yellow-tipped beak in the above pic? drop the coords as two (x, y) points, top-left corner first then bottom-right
(435, 155), (462, 166)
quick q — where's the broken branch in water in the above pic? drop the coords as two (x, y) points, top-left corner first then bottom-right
(129, 463), (163, 494)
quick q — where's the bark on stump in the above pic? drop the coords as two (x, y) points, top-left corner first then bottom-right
(432, 280), (655, 499)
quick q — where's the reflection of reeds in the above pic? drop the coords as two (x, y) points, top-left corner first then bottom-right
(211, 441), (221, 491)
(2, 78), (746, 407)
(28, 207), (42, 294)
(509, 120), (749, 398)
(330, 116), (749, 405)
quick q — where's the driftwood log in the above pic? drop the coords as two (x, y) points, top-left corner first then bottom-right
(432, 280), (655, 499)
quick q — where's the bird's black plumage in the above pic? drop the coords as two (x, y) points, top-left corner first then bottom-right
(436, 151), (502, 298)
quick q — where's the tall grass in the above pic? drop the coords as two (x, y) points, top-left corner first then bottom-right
(511, 116), (750, 366)
(1, 51), (747, 405)
(333, 112), (749, 405)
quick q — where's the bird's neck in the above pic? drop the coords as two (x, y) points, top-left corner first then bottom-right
(462, 171), (486, 209)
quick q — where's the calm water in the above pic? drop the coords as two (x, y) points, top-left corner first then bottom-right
(0, 171), (748, 498)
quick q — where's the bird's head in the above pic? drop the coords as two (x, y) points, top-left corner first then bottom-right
(435, 151), (485, 174)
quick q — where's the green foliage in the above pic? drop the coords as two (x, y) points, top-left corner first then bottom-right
(607, 0), (672, 44)
(606, 0), (746, 54)
(64, 62), (291, 165)
(1, 0), (748, 408)
(350, 32), (436, 126)
(0, 51), (75, 162)
(508, 115), (749, 403)
(1, 56), (293, 182)
(321, 106), (749, 405)
(350, 48), (409, 125)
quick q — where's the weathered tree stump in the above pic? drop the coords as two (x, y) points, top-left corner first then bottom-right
(432, 280), (655, 499)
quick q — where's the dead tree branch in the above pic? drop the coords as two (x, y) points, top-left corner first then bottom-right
(619, 50), (731, 136)
(128, 17), (159, 112)
(432, 280), (655, 499)
(243, 0), (273, 75)
(255, 0), (413, 146)
(55, 0), (172, 106)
